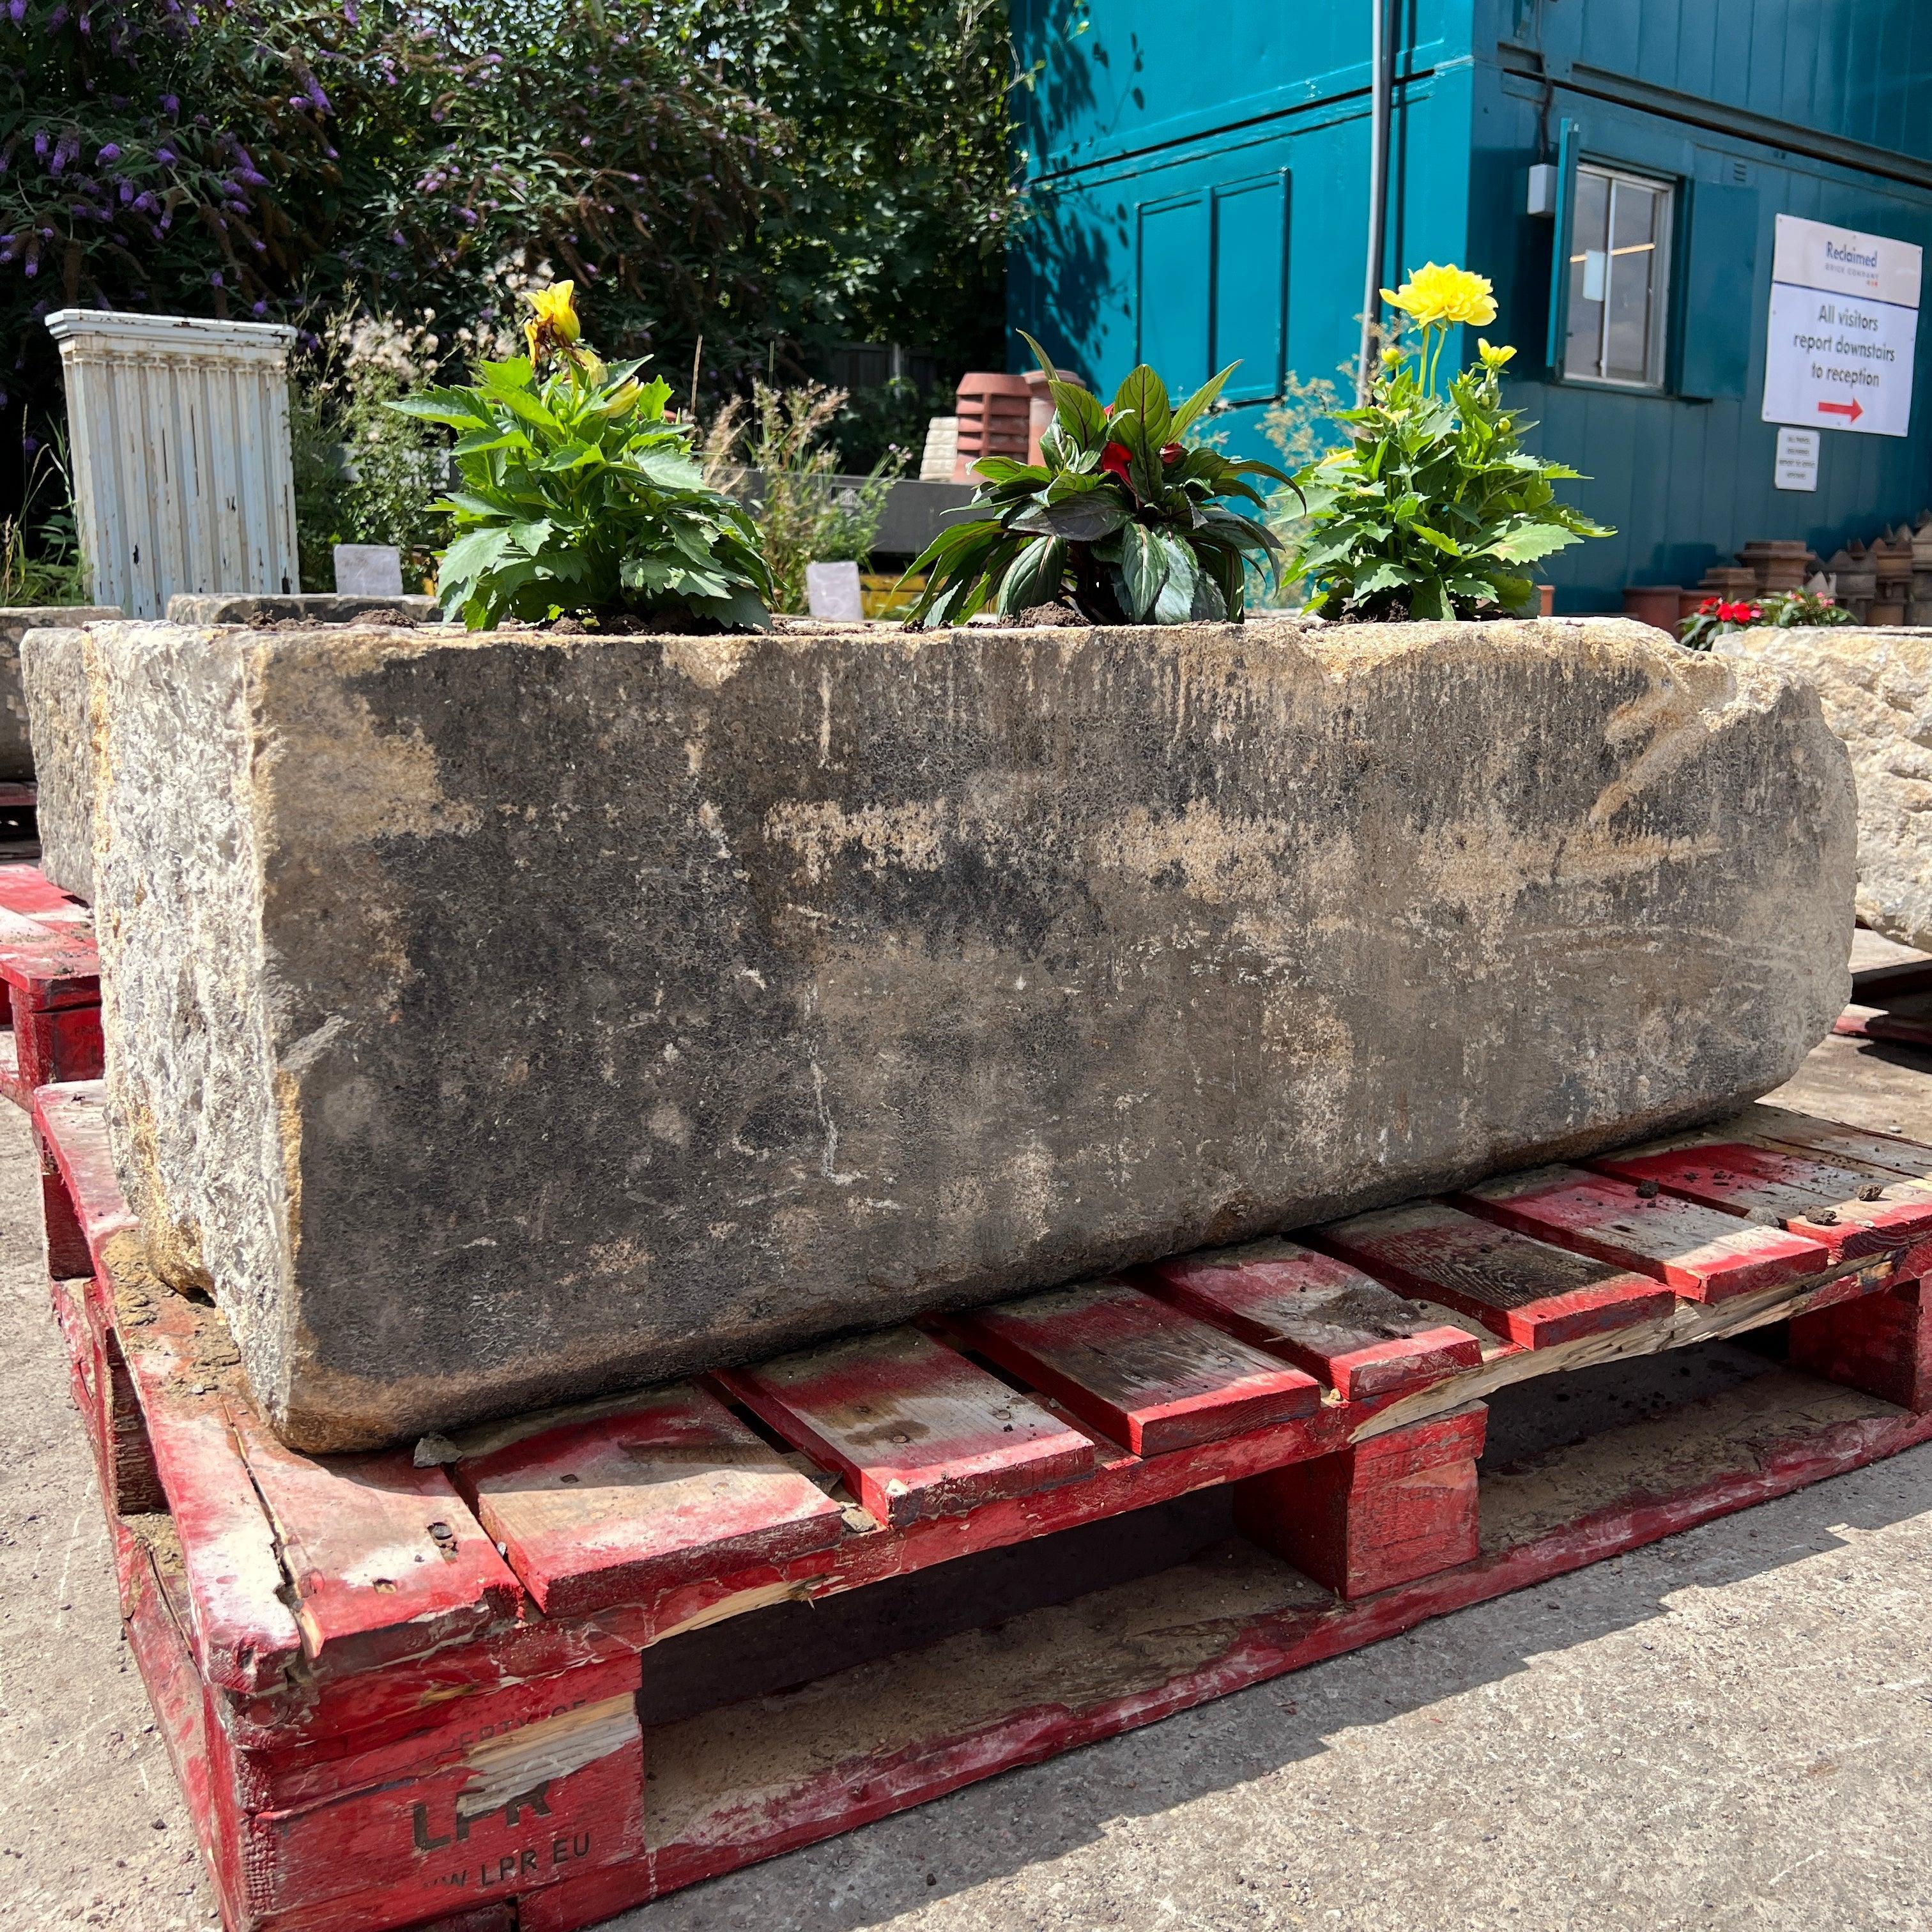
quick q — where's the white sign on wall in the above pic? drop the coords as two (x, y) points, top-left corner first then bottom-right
(1761, 215), (1922, 439)
(1774, 427), (1820, 491)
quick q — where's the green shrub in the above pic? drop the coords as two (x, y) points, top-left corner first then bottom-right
(291, 308), (454, 592)
(703, 382), (903, 615)
(902, 334), (1289, 625)
(1287, 266), (1610, 620)
(0, 436), (89, 607)
(393, 283), (771, 631)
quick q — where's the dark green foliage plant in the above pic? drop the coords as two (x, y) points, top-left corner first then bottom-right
(903, 334), (1290, 626)
(2, 0), (1029, 473)
(1288, 339), (1611, 621)
(393, 288), (771, 631)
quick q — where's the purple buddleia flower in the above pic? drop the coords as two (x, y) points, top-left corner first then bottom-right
(252, 300), (267, 315)
(342, 0), (358, 22)
(210, 269), (222, 285)
(161, 94), (180, 116)
(156, 146), (176, 165)
(33, 131), (49, 158)
(7, 2), (25, 22)
(47, 3), (66, 26)
(98, 142), (121, 161)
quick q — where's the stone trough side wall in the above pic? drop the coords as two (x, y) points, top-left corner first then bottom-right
(1717, 627), (1932, 954)
(89, 617), (1856, 1451)
(22, 598), (444, 900)
(1, 606), (119, 783)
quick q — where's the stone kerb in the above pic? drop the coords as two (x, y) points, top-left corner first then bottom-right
(1717, 625), (1932, 953)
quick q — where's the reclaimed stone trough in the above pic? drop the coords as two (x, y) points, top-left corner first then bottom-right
(85, 615), (1853, 1450)
(1716, 627), (1932, 955)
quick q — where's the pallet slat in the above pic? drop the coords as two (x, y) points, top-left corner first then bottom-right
(1317, 1200), (1675, 1347)
(1455, 1164), (1832, 1301)
(716, 1325), (1096, 1527)
(1589, 1137), (1932, 1263)
(1741, 1107), (1932, 1184)
(949, 1277), (1322, 1454)
(231, 1410), (523, 1676)
(1137, 1239), (1482, 1399)
(457, 1383), (850, 1618)
(118, 1291), (305, 1692)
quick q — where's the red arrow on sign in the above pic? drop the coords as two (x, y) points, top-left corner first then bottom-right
(1818, 397), (1864, 423)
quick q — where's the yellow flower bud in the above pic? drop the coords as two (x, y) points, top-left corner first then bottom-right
(1478, 337), (1517, 369)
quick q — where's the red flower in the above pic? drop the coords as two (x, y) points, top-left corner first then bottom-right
(1160, 442), (1185, 464)
(1100, 441), (1133, 484)
(1696, 597), (1722, 614)
(1717, 600), (1761, 624)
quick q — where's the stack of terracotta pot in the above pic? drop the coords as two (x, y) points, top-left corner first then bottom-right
(1624, 509), (1932, 631)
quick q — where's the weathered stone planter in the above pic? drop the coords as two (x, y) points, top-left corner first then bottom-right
(0, 606), (119, 783)
(87, 615), (1853, 1450)
(22, 596), (442, 900)
(1716, 627), (1932, 954)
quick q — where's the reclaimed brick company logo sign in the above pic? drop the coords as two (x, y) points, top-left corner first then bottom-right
(1761, 213), (1923, 439)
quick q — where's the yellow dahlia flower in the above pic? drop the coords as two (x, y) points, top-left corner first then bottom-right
(529, 280), (580, 341)
(1381, 263), (1497, 330)
(523, 279), (583, 362)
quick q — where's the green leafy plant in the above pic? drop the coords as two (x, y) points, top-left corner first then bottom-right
(703, 381), (903, 615)
(1287, 265), (1610, 620)
(903, 334), (1289, 626)
(0, 434), (90, 607)
(291, 305), (452, 592)
(1676, 586), (1852, 651)
(392, 282), (772, 631)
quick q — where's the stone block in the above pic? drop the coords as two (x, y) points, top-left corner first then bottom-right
(164, 593), (440, 625)
(1, 606), (118, 782)
(89, 617), (1854, 1450)
(1717, 627), (1932, 953)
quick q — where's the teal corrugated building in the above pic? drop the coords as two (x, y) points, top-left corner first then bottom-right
(1009, 1), (1932, 609)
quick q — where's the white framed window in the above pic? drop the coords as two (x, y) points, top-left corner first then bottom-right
(1563, 164), (1674, 389)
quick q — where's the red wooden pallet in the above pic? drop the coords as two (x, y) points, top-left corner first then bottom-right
(0, 861), (99, 1108)
(29, 1082), (1932, 1932)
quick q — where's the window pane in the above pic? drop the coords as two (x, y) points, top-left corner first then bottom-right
(1564, 167), (1611, 378)
(1604, 181), (1660, 382)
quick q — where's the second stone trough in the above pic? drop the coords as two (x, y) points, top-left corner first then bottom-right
(84, 615), (1853, 1450)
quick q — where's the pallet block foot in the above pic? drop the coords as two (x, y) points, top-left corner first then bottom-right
(1232, 1405), (1486, 1598)
(1790, 1279), (1931, 1411)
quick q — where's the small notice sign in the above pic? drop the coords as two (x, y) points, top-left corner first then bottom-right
(1774, 427), (1820, 491)
(1761, 214), (1923, 439)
